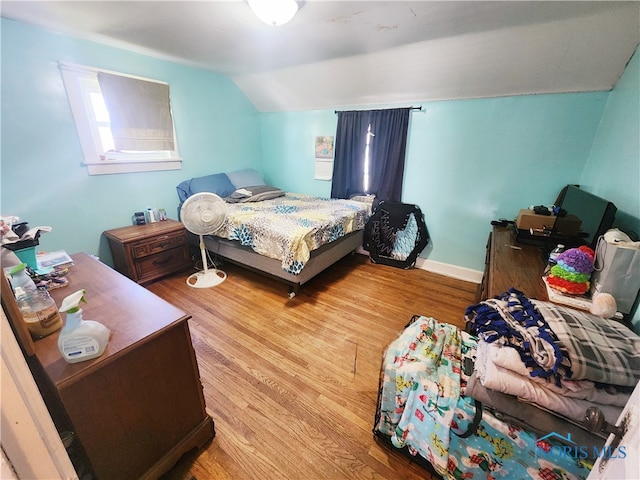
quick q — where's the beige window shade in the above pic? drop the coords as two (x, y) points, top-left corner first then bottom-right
(98, 72), (175, 151)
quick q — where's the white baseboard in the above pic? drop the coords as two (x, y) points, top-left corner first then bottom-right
(355, 248), (483, 284)
(416, 257), (483, 284)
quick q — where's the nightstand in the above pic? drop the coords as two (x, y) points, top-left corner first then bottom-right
(104, 219), (191, 285)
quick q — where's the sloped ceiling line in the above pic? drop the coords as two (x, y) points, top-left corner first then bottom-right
(2, 1), (639, 112)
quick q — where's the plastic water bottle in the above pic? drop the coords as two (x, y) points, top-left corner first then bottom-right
(146, 207), (156, 223)
(8, 263), (38, 295)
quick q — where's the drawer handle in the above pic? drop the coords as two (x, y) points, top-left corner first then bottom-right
(152, 256), (173, 266)
(157, 242), (168, 248)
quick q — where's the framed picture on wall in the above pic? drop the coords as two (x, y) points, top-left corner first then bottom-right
(314, 136), (334, 180)
(315, 136), (334, 159)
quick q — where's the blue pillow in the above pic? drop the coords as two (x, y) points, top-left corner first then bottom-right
(226, 168), (266, 189)
(176, 180), (190, 202)
(176, 173), (236, 201)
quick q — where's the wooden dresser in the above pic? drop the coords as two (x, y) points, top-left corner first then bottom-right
(478, 226), (549, 301)
(104, 219), (191, 285)
(7, 253), (214, 479)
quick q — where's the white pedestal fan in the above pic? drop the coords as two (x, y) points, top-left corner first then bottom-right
(180, 192), (228, 288)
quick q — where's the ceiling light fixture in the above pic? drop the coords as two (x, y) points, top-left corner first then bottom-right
(248, 0), (299, 26)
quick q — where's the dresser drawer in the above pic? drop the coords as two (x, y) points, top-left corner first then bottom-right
(132, 231), (187, 259)
(135, 246), (190, 283)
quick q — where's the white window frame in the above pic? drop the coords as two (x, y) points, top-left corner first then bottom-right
(59, 62), (182, 175)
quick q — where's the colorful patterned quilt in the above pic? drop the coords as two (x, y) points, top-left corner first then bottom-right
(377, 316), (593, 480)
(214, 193), (370, 274)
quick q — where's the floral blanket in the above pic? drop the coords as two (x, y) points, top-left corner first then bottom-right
(215, 193), (370, 274)
(377, 317), (464, 473)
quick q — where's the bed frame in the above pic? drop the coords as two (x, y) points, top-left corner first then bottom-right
(187, 230), (365, 297)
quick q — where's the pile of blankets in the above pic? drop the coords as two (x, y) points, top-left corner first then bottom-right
(376, 315), (596, 479)
(465, 289), (640, 425)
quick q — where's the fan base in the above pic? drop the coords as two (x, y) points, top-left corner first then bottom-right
(186, 269), (227, 288)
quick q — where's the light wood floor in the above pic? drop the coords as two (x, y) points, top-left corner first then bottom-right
(148, 253), (479, 480)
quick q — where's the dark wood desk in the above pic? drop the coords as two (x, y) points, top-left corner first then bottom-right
(479, 226), (548, 301)
(27, 253), (214, 479)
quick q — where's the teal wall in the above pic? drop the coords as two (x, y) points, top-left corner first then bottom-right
(581, 49), (640, 329)
(260, 49), (639, 325)
(261, 94), (609, 270)
(2, 18), (638, 320)
(581, 49), (640, 236)
(1, 18), (262, 264)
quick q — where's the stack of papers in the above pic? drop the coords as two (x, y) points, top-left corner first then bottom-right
(36, 250), (74, 270)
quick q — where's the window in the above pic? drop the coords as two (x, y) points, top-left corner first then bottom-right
(331, 108), (411, 202)
(60, 62), (181, 175)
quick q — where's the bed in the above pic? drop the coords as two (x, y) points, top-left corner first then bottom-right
(374, 290), (640, 479)
(177, 169), (371, 296)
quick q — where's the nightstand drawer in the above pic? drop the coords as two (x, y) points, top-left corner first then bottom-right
(132, 231), (187, 259)
(135, 246), (190, 282)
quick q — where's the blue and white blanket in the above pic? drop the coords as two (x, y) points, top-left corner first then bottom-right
(465, 289), (572, 385)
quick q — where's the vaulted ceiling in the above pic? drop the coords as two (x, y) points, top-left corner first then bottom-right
(2, 1), (639, 112)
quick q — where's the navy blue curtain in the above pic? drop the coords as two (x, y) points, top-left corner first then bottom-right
(330, 110), (370, 200)
(331, 107), (410, 202)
